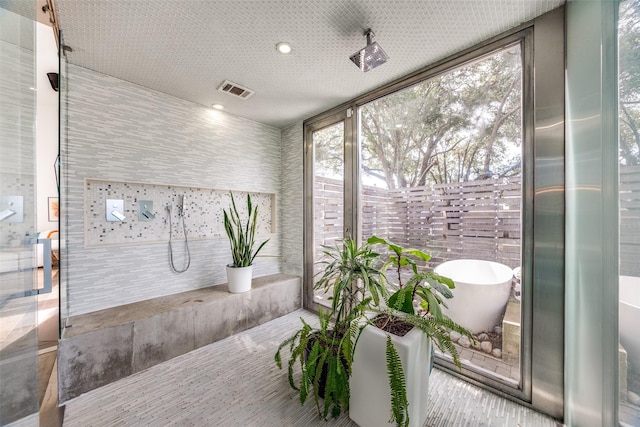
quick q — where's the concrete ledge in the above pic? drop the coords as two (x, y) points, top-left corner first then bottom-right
(502, 299), (520, 367)
(58, 274), (301, 402)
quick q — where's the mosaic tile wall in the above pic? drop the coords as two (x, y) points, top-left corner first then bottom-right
(84, 179), (275, 247)
(63, 64), (283, 316)
(280, 122), (304, 276)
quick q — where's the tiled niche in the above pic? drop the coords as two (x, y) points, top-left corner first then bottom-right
(85, 179), (275, 247)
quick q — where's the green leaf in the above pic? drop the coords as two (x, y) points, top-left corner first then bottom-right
(366, 235), (388, 245)
(222, 192), (269, 267)
(386, 335), (409, 427)
(404, 248), (431, 262)
(388, 287), (415, 314)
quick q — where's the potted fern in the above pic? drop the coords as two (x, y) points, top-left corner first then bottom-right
(349, 236), (474, 427)
(275, 238), (386, 420)
(223, 192), (269, 293)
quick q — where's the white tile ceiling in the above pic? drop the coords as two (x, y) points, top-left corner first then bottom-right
(53, 0), (564, 129)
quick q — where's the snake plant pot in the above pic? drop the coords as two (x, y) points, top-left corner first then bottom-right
(226, 265), (252, 293)
(349, 322), (431, 427)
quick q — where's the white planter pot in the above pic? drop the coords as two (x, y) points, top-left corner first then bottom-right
(226, 265), (253, 293)
(350, 322), (431, 427)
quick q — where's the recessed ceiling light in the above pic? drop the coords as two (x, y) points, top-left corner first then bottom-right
(212, 104), (225, 110)
(276, 42), (292, 54)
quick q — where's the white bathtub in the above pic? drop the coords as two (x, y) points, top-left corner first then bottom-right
(434, 259), (513, 334)
(620, 275), (640, 373)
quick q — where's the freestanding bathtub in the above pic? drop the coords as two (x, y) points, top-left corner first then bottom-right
(620, 275), (640, 373)
(434, 259), (514, 334)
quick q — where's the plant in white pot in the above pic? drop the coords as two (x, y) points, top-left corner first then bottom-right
(274, 238), (386, 420)
(223, 192), (269, 293)
(349, 236), (473, 427)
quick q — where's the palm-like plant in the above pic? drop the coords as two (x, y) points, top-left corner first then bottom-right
(275, 237), (386, 420)
(223, 192), (269, 267)
(314, 238), (387, 330)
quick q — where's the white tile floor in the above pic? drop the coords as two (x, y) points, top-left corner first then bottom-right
(63, 310), (560, 427)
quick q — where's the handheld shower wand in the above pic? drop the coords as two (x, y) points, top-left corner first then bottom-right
(176, 195), (185, 217)
(167, 195), (191, 273)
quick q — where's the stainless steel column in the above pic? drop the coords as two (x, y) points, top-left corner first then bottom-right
(530, 7), (566, 420)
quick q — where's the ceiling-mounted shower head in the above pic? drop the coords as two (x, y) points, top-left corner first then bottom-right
(349, 29), (389, 72)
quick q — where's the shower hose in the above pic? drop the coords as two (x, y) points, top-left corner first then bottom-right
(167, 204), (191, 273)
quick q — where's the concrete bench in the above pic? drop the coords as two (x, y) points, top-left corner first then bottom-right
(58, 274), (301, 402)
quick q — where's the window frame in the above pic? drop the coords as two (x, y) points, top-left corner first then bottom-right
(302, 10), (565, 418)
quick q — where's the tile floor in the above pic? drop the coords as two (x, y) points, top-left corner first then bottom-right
(63, 310), (560, 427)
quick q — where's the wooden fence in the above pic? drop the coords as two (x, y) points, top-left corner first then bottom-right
(316, 175), (521, 269)
(315, 165), (640, 275)
(621, 165), (640, 276)
(361, 177), (522, 268)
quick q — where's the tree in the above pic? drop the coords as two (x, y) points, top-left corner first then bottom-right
(619, 0), (640, 166)
(314, 122), (344, 178)
(360, 77), (469, 188)
(360, 45), (523, 188)
(430, 48), (522, 184)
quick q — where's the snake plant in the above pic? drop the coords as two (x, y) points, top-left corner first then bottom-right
(223, 192), (269, 267)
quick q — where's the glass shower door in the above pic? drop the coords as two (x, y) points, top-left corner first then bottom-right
(0, 4), (41, 426)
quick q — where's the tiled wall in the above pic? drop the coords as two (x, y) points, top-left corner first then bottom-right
(84, 178), (274, 247)
(280, 122), (304, 276)
(64, 64), (283, 316)
(0, 40), (36, 247)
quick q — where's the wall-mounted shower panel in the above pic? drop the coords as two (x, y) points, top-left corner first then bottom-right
(106, 199), (125, 222)
(138, 200), (155, 221)
(0, 196), (24, 223)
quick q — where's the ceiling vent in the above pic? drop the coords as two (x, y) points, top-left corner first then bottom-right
(217, 80), (255, 100)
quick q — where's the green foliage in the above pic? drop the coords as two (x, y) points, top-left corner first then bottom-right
(396, 309), (469, 369)
(275, 309), (364, 420)
(366, 235), (475, 426)
(223, 192), (269, 267)
(367, 235), (456, 317)
(358, 45), (522, 188)
(619, 0), (640, 166)
(314, 237), (387, 330)
(386, 335), (409, 427)
(276, 235), (475, 427)
(275, 238), (377, 420)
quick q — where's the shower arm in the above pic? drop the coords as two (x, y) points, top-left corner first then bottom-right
(365, 29), (374, 46)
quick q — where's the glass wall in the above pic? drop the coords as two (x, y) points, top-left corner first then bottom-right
(0, 3), (41, 425)
(59, 30), (69, 329)
(304, 9), (565, 416)
(619, 0), (640, 424)
(310, 121), (346, 307)
(359, 44), (523, 386)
